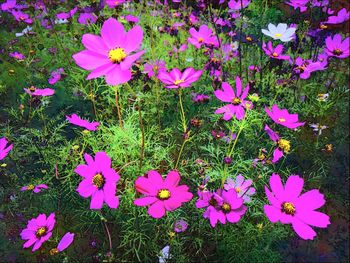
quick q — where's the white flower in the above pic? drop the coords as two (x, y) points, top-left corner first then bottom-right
(261, 23), (296, 42)
(15, 26), (33, 37)
(159, 245), (171, 263)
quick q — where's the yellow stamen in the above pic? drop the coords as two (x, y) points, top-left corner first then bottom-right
(36, 227), (47, 238)
(157, 189), (171, 200)
(278, 139), (291, 153)
(232, 98), (241, 105)
(221, 202), (231, 213)
(92, 173), (105, 189)
(278, 118), (286, 123)
(282, 202), (296, 215)
(272, 52), (279, 57)
(27, 184), (35, 190)
(235, 187), (241, 193)
(274, 33), (282, 38)
(49, 248), (59, 255)
(108, 48), (127, 63)
(174, 79), (184, 85)
(198, 37), (204, 43)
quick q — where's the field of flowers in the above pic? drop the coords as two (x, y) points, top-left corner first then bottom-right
(0, 0), (349, 262)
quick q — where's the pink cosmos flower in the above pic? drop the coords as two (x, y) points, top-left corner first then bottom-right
(134, 170), (193, 219)
(192, 93), (210, 103)
(157, 68), (202, 89)
(75, 152), (120, 210)
(56, 7), (78, 20)
(325, 8), (350, 24)
(50, 232), (74, 254)
(265, 104), (305, 129)
(262, 41), (290, 60)
(73, 18), (145, 85)
(286, 0), (308, 12)
(9, 51), (25, 60)
(228, 0), (251, 10)
(264, 124), (291, 163)
(24, 87), (55, 97)
(66, 114), (100, 131)
(106, 0), (126, 8)
(196, 189), (246, 227)
(293, 57), (327, 79)
(325, 34), (349, 59)
(20, 213), (55, 251)
(214, 77), (253, 121)
(264, 173), (330, 240)
(143, 60), (167, 78)
(187, 25), (219, 48)
(11, 10), (32, 24)
(78, 13), (97, 25)
(21, 184), (48, 193)
(174, 219), (188, 233)
(224, 175), (256, 203)
(48, 68), (64, 85)
(0, 137), (13, 160)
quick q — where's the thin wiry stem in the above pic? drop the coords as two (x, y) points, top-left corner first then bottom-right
(114, 86), (123, 128)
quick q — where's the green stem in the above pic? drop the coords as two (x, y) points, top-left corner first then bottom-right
(174, 138), (187, 170)
(178, 89), (187, 132)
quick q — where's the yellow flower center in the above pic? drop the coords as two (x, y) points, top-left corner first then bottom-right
(281, 202), (296, 215)
(272, 52), (279, 57)
(108, 48), (127, 63)
(278, 118), (286, 123)
(274, 33), (282, 38)
(36, 227), (47, 238)
(258, 153), (265, 160)
(221, 202), (231, 213)
(92, 173), (105, 189)
(27, 184), (35, 190)
(320, 24), (328, 29)
(246, 36), (252, 42)
(198, 37), (204, 43)
(174, 79), (184, 85)
(278, 139), (291, 153)
(232, 98), (241, 105)
(49, 248), (59, 255)
(333, 49), (343, 56)
(235, 187), (241, 193)
(29, 86), (36, 92)
(157, 189), (171, 200)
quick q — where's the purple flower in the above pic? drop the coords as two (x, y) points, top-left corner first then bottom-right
(57, 232), (74, 252)
(78, 13), (97, 25)
(1, 0), (17, 11)
(214, 77), (253, 121)
(106, 0), (126, 8)
(286, 0), (309, 13)
(309, 123), (328, 135)
(56, 7), (78, 20)
(187, 25), (219, 48)
(0, 137), (13, 160)
(75, 152), (120, 210)
(174, 219), (188, 232)
(20, 213), (55, 251)
(11, 10), (32, 24)
(262, 41), (290, 60)
(325, 8), (350, 24)
(228, 0), (251, 10)
(9, 52), (25, 60)
(48, 68), (64, 85)
(157, 68), (202, 89)
(20, 184), (48, 193)
(124, 14), (139, 23)
(143, 60), (166, 78)
(224, 175), (256, 203)
(293, 57), (327, 79)
(264, 124), (290, 163)
(325, 34), (349, 59)
(24, 87), (55, 97)
(265, 104), (305, 129)
(66, 114), (100, 131)
(192, 93), (210, 103)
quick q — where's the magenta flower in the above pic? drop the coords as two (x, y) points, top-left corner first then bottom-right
(286, 0), (308, 13)
(9, 51), (25, 60)
(325, 8), (350, 24)
(157, 68), (202, 89)
(0, 137), (13, 161)
(75, 152), (120, 210)
(78, 13), (97, 25)
(293, 57), (327, 79)
(228, 0), (251, 10)
(224, 175), (256, 203)
(264, 173), (330, 240)
(174, 219), (188, 233)
(24, 87), (55, 97)
(325, 34), (349, 59)
(262, 41), (290, 60)
(265, 104), (305, 129)
(187, 24), (219, 48)
(192, 93), (210, 103)
(196, 189), (246, 227)
(51, 232), (74, 254)
(20, 213), (55, 251)
(48, 68), (64, 85)
(264, 124), (291, 163)
(143, 60), (167, 78)
(66, 114), (100, 131)
(134, 170), (193, 219)
(21, 184), (48, 193)
(11, 10), (32, 24)
(214, 77), (253, 121)
(56, 7), (77, 20)
(73, 18), (145, 85)
(106, 0), (126, 8)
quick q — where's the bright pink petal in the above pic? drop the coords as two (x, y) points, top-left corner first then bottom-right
(291, 219), (317, 240)
(148, 201), (166, 218)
